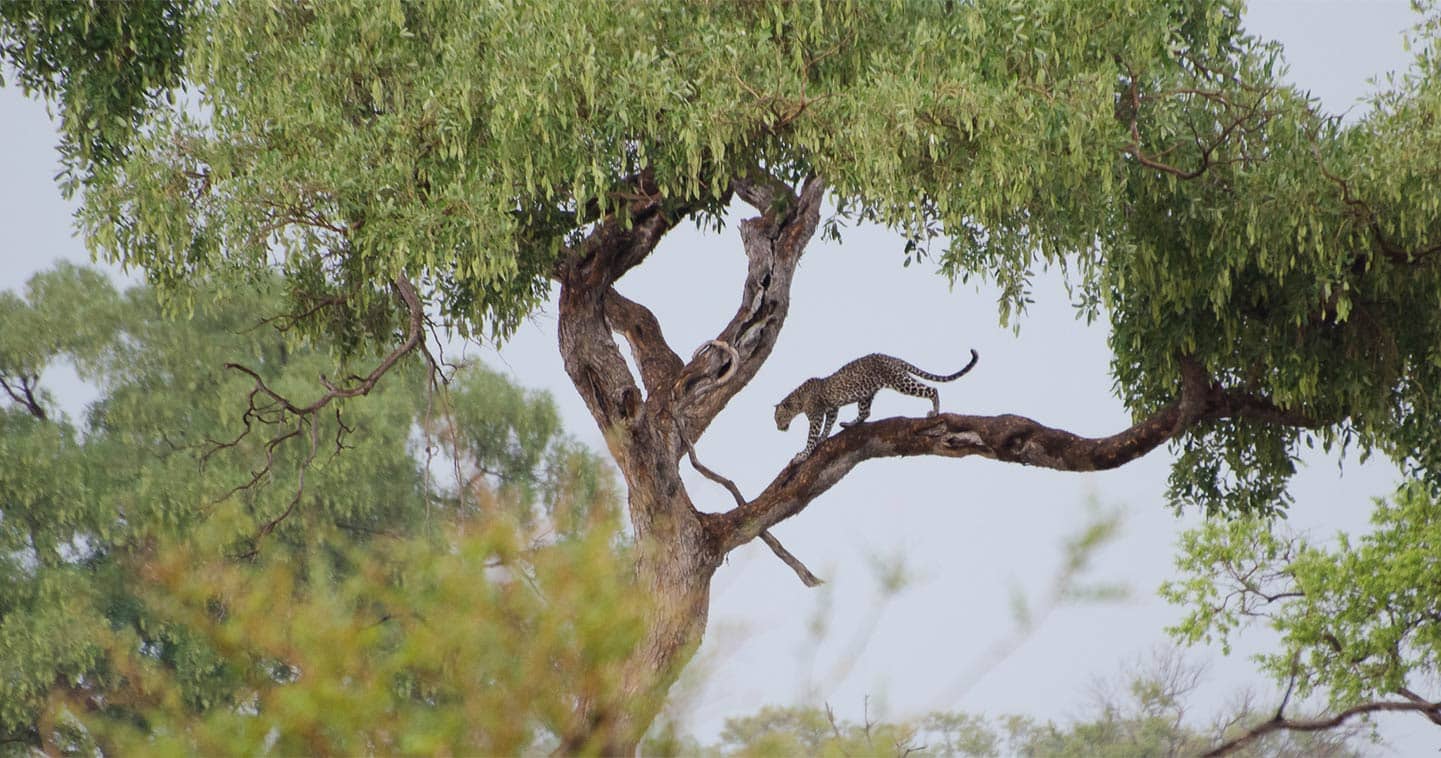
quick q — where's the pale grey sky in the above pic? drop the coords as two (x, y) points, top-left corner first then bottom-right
(0, 1), (1432, 752)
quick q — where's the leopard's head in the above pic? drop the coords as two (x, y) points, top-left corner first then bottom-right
(774, 381), (816, 431)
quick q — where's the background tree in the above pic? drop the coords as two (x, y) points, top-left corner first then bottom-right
(8, 0), (1441, 751)
(1164, 481), (1441, 752)
(0, 264), (619, 752)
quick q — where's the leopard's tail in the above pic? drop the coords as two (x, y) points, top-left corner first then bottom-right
(903, 349), (979, 382)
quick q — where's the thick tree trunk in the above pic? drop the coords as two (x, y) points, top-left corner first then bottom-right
(577, 506), (718, 755)
(547, 171), (826, 755)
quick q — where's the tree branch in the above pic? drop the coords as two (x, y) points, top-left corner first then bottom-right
(556, 178), (713, 432)
(678, 433), (823, 587)
(205, 276), (427, 552)
(0, 373), (47, 421)
(1203, 697), (1441, 756)
(1397, 687), (1441, 726)
(709, 366), (1328, 553)
(222, 277), (425, 418)
(603, 288), (683, 400)
(672, 173), (826, 438)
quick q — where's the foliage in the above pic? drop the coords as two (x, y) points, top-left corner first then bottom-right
(0, 0), (190, 195)
(10, 0), (1441, 750)
(0, 265), (619, 752)
(49, 512), (643, 756)
(3, 0), (1438, 515)
(1164, 481), (1441, 710)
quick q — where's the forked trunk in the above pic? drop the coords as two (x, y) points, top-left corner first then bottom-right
(549, 172), (825, 754)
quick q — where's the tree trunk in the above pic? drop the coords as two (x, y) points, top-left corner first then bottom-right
(545, 172), (829, 754)
(576, 506), (719, 755)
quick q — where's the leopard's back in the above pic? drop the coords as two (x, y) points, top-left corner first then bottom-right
(815, 353), (905, 406)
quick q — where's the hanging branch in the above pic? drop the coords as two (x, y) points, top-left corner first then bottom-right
(679, 432), (823, 587)
(204, 276), (428, 549)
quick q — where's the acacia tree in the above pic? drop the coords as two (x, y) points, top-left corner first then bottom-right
(9, 0), (1441, 752)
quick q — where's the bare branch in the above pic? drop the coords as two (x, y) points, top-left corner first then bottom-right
(224, 277), (425, 418)
(678, 431), (823, 587)
(678, 434), (747, 509)
(756, 531), (824, 588)
(204, 277), (427, 554)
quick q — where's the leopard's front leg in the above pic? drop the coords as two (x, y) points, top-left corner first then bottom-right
(791, 408), (837, 464)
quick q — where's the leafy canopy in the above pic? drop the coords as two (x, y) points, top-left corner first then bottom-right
(9, 0), (1436, 514)
(1166, 480), (1441, 711)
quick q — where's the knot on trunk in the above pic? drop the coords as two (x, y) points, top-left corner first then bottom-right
(670, 339), (740, 401)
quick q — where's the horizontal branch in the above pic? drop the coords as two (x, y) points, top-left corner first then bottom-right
(709, 368), (1328, 552)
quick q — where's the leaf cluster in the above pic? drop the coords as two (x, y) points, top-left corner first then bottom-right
(0, 0), (190, 195)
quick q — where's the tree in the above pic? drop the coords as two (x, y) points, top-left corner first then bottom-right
(0, 264), (620, 752)
(9, 0), (1441, 751)
(1164, 481), (1441, 753)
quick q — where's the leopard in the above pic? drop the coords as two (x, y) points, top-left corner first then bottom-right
(775, 349), (979, 463)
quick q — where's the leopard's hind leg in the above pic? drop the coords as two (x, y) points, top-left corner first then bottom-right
(839, 395), (873, 428)
(893, 376), (940, 416)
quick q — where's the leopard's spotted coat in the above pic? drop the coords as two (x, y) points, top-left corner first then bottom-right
(775, 349), (979, 462)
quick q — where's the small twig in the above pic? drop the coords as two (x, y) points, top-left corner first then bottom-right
(825, 703), (846, 741)
(757, 531), (823, 588)
(861, 695), (875, 749)
(1275, 652), (1300, 719)
(679, 433), (823, 587)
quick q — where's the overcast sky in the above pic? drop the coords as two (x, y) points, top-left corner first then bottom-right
(0, 1), (1433, 752)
